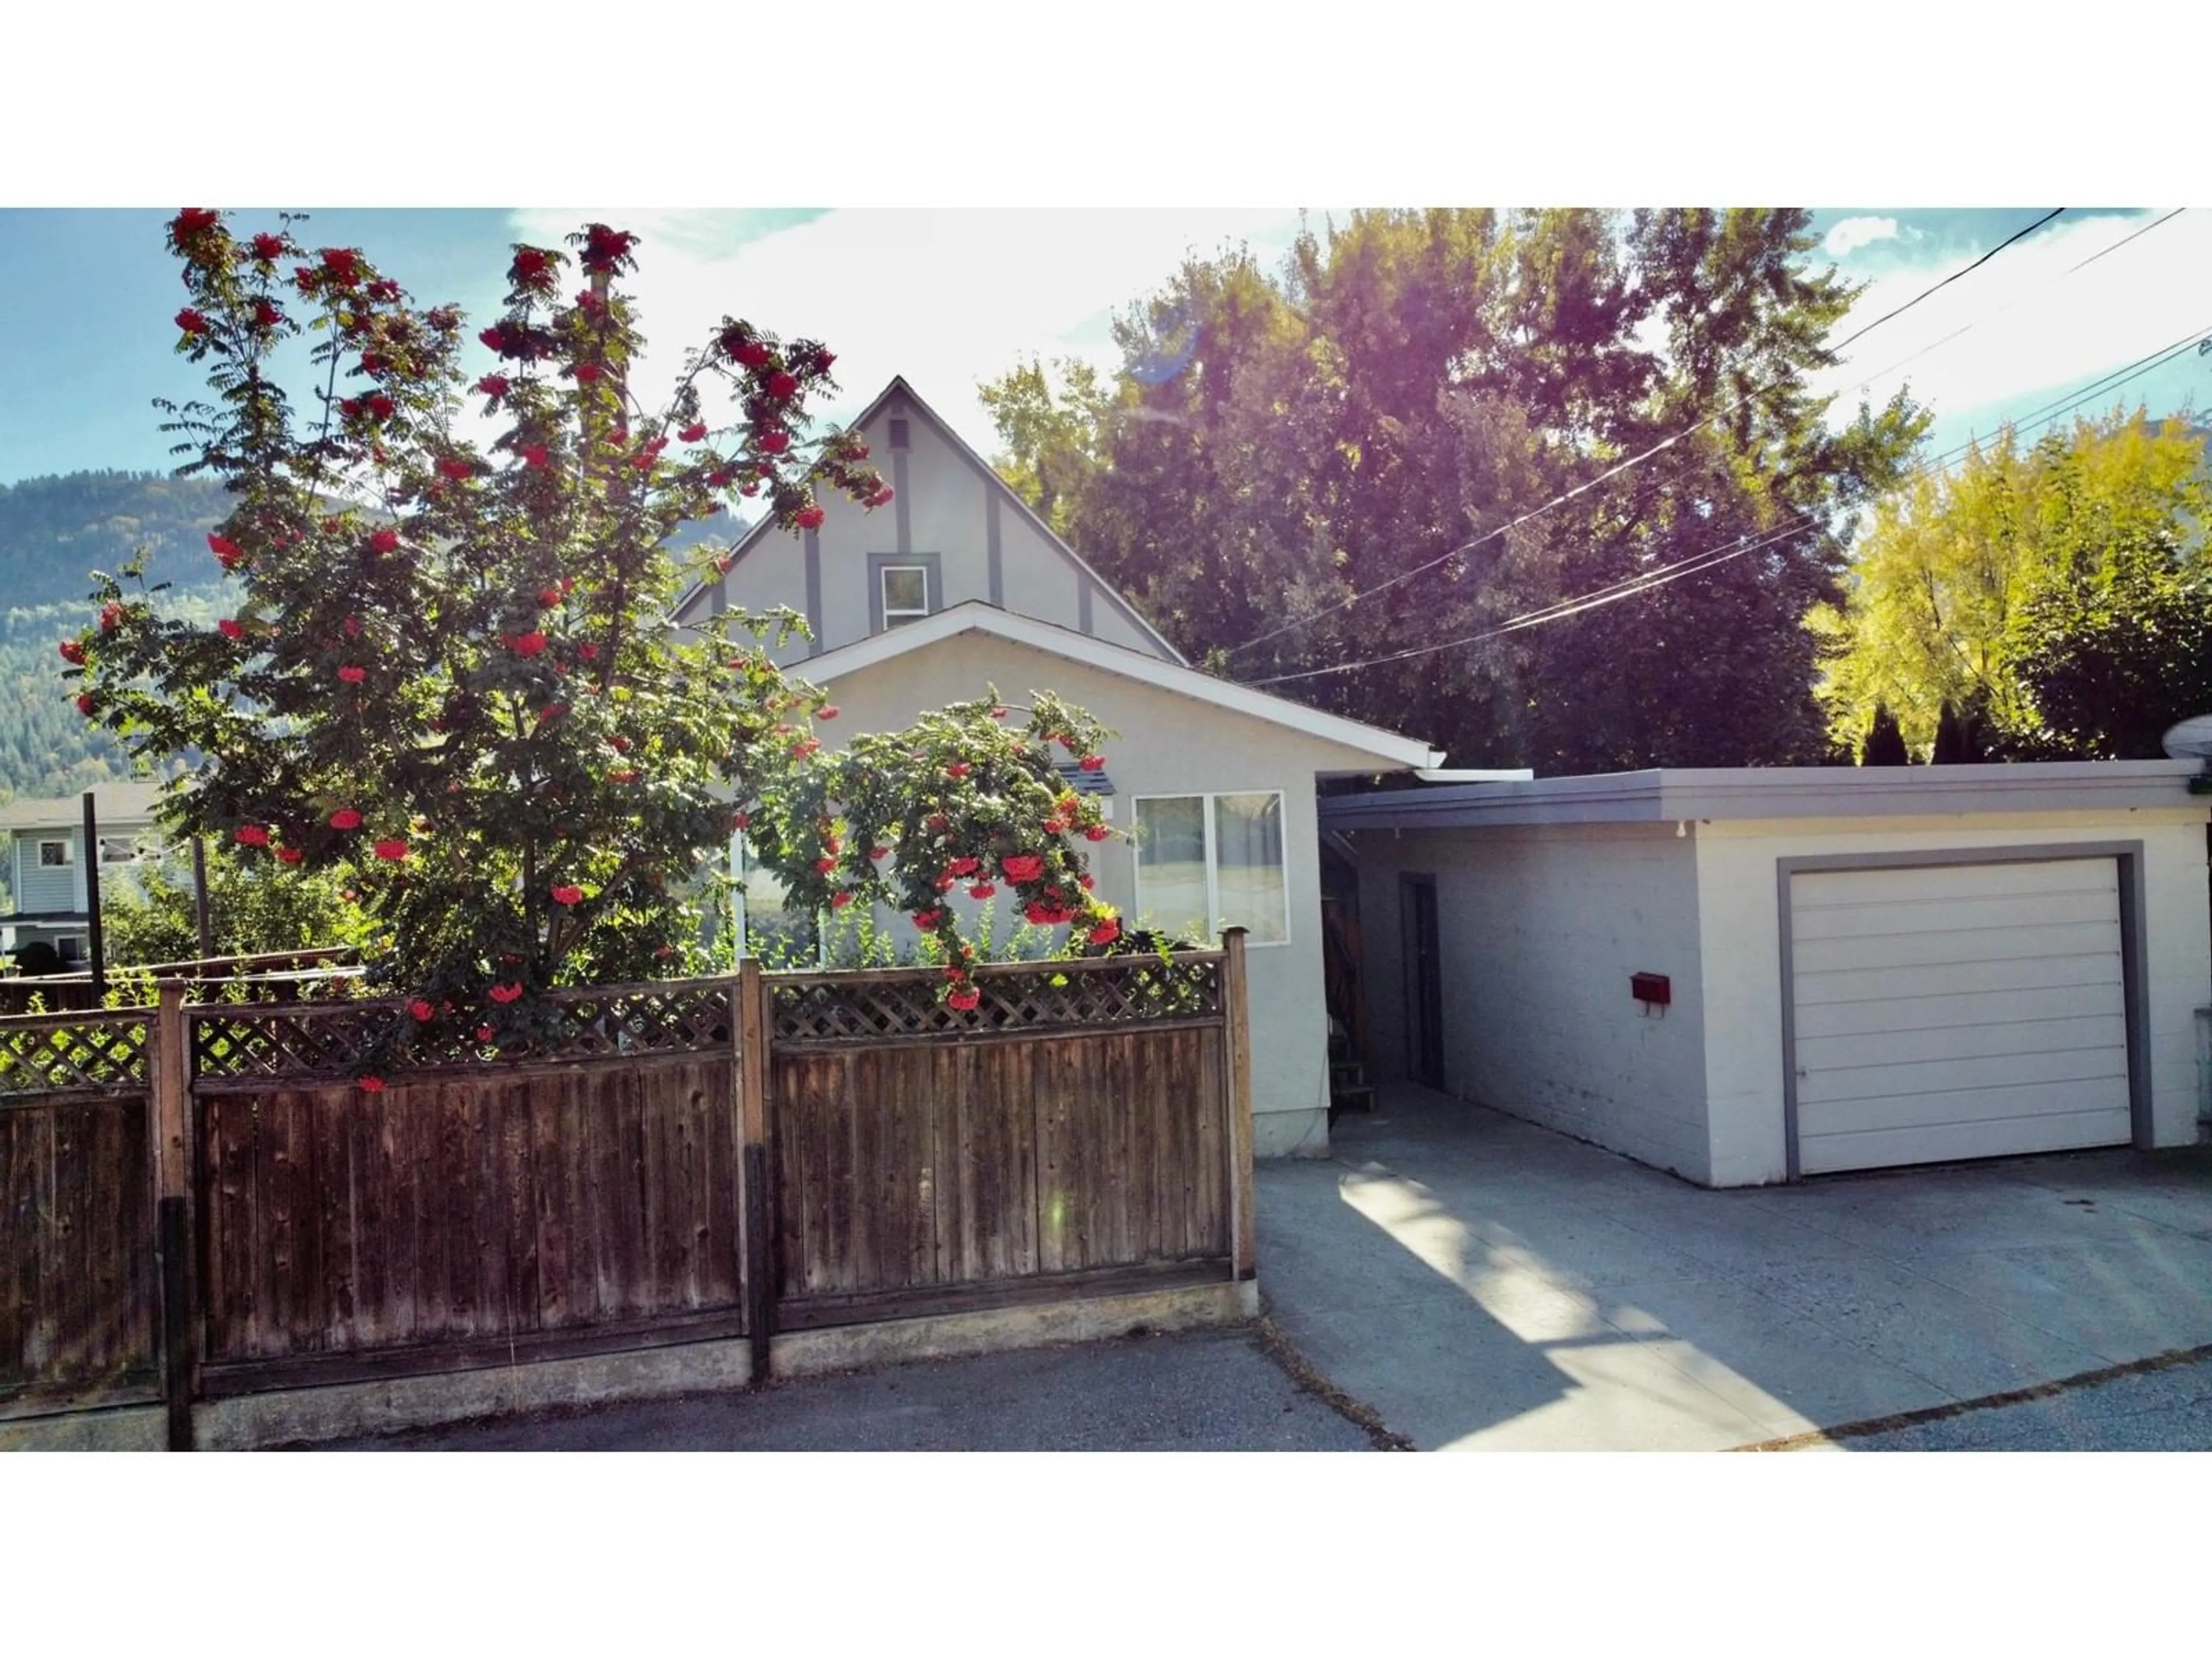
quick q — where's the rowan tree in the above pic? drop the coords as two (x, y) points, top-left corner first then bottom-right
(66, 210), (1122, 1050)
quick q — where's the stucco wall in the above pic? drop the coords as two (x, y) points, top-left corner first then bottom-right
(816, 631), (1401, 1157)
(1349, 823), (1713, 1182)
(1694, 812), (2212, 1186)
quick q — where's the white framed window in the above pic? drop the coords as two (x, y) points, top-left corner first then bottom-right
(56, 935), (87, 964)
(729, 832), (820, 968)
(38, 839), (73, 868)
(880, 563), (930, 627)
(1132, 791), (1290, 945)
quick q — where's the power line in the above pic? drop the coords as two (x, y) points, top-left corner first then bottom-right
(1915, 319), (2211, 475)
(1226, 209), (2071, 660)
(1820, 207), (2067, 357)
(1247, 313), (2212, 690)
(1245, 518), (1813, 686)
(1832, 210), (2184, 410)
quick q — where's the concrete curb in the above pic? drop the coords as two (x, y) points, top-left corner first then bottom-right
(202, 1337), (755, 1452)
(0, 1404), (166, 1452)
(770, 1281), (1258, 1380)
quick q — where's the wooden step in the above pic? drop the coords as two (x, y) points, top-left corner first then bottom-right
(1331, 1082), (1376, 1115)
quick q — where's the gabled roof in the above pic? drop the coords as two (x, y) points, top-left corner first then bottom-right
(669, 374), (1185, 664)
(796, 601), (1441, 774)
(0, 780), (166, 833)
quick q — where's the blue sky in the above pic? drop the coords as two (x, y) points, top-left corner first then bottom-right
(2, 206), (2203, 491)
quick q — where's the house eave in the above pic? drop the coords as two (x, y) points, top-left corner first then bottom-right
(1320, 762), (2212, 831)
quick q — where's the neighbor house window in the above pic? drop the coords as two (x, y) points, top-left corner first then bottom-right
(880, 564), (930, 627)
(99, 837), (141, 865)
(38, 840), (72, 868)
(1133, 791), (1289, 945)
(56, 935), (86, 964)
(730, 833), (818, 969)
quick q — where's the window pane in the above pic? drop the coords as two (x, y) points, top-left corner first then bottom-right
(881, 566), (927, 614)
(40, 841), (70, 867)
(1212, 793), (1287, 943)
(1135, 797), (1211, 939)
(737, 837), (817, 967)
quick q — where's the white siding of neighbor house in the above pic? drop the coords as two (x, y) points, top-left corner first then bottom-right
(812, 631), (1399, 1158)
(1694, 812), (2211, 1186)
(688, 384), (1173, 669)
(13, 831), (85, 914)
(1351, 823), (1714, 1183)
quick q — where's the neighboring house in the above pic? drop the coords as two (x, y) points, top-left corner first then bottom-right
(0, 780), (166, 967)
(1327, 764), (2212, 1187)
(672, 376), (1440, 1157)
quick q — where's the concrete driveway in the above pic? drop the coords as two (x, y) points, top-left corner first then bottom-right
(1259, 1084), (2212, 1450)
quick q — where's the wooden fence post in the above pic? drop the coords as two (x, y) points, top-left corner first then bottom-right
(737, 961), (774, 1384)
(1221, 929), (1257, 1282)
(150, 981), (196, 1449)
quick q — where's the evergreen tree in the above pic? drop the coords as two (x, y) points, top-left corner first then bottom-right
(1860, 704), (1910, 766)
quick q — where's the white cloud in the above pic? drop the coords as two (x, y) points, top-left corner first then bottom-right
(503, 208), (1305, 454)
(1823, 215), (1908, 259)
(1811, 209), (2207, 431)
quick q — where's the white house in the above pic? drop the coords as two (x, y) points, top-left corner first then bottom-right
(1327, 764), (2212, 1186)
(672, 376), (1440, 1157)
(1, 780), (166, 967)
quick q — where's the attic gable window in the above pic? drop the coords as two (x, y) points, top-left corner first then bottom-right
(888, 418), (910, 450)
(881, 565), (930, 626)
(868, 551), (941, 632)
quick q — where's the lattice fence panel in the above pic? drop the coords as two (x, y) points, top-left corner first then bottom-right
(190, 979), (736, 1083)
(769, 953), (1222, 1044)
(0, 1012), (152, 1097)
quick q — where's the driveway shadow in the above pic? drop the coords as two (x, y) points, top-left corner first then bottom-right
(1257, 1086), (2212, 1450)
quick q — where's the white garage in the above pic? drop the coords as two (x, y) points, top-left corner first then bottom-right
(1325, 764), (2210, 1187)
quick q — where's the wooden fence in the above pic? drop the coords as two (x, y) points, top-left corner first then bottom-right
(0, 935), (1255, 1445)
(0, 1010), (161, 1416)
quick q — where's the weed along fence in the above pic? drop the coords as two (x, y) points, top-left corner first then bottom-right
(0, 934), (1257, 1449)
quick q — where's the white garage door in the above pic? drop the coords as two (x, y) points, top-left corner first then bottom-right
(1788, 858), (2133, 1175)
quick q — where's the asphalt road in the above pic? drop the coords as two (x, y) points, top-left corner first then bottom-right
(1800, 1347), (2212, 1452)
(310, 1326), (1377, 1452)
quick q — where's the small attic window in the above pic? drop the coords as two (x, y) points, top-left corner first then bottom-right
(888, 418), (910, 450)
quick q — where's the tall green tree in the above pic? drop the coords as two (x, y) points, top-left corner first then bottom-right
(1816, 411), (2210, 757)
(982, 209), (1925, 770)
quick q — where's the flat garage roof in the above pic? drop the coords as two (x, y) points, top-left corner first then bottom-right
(1320, 761), (2212, 831)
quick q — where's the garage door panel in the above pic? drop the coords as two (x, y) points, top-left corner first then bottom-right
(1798, 1045), (2130, 1109)
(1800, 1107), (2135, 1175)
(1790, 888), (2121, 943)
(1796, 1012), (2128, 1074)
(1801, 1078), (2128, 1142)
(1793, 982), (2125, 1040)
(1791, 919), (2119, 976)
(1793, 862), (2115, 910)
(1787, 857), (2132, 1175)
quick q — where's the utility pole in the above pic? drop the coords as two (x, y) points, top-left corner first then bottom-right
(191, 836), (213, 959)
(81, 790), (106, 999)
